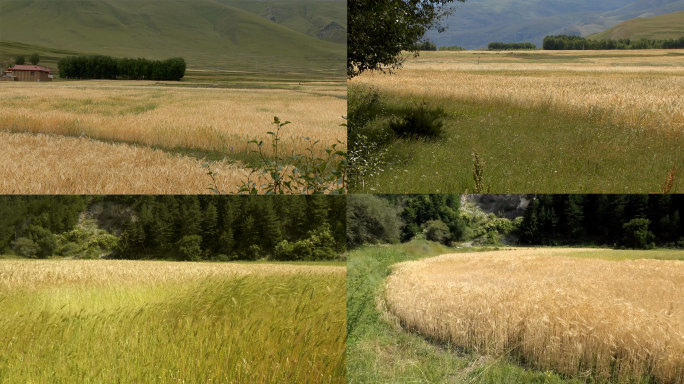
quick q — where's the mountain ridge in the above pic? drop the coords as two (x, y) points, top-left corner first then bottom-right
(427, 0), (684, 49)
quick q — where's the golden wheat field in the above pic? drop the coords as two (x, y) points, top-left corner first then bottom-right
(0, 131), (256, 193)
(353, 50), (684, 133)
(0, 259), (344, 291)
(0, 81), (346, 155)
(384, 248), (684, 383)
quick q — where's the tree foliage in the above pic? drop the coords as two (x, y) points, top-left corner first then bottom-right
(58, 56), (186, 80)
(346, 194), (465, 248)
(519, 195), (684, 248)
(29, 53), (40, 65)
(543, 35), (684, 50)
(0, 196), (345, 261)
(487, 42), (535, 50)
(347, 0), (464, 78)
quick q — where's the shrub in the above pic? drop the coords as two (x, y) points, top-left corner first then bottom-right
(11, 237), (39, 258)
(346, 195), (401, 248)
(622, 218), (655, 249)
(389, 104), (444, 139)
(424, 220), (451, 245)
(26, 225), (57, 258)
(177, 235), (203, 261)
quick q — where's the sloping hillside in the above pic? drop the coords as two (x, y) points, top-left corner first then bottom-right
(427, 0), (684, 49)
(219, 0), (346, 44)
(589, 10), (684, 40)
(0, 0), (344, 76)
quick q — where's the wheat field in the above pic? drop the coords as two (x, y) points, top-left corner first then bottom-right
(0, 81), (346, 156)
(384, 248), (684, 383)
(0, 131), (258, 194)
(353, 50), (684, 133)
(0, 260), (346, 383)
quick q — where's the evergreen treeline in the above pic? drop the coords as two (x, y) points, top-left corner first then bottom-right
(488, 42), (536, 50)
(543, 35), (684, 50)
(519, 195), (684, 248)
(0, 196), (345, 261)
(347, 195), (465, 248)
(58, 56), (186, 80)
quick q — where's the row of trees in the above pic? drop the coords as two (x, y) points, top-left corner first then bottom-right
(116, 195), (345, 261)
(0, 196), (345, 261)
(487, 42), (536, 50)
(543, 35), (684, 50)
(347, 195), (684, 250)
(519, 195), (684, 248)
(57, 56), (186, 80)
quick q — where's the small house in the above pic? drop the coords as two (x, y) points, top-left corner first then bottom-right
(4, 65), (53, 82)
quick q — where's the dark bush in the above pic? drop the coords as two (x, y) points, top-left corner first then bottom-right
(389, 104), (444, 139)
(622, 218), (655, 249)
(424, 220), (451, 245)
(11, 237), (39, 258)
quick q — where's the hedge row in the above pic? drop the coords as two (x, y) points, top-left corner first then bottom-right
(58, 55), (186, 80)
(543, 35), (684, 50)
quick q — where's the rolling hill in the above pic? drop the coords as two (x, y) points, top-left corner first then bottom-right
(0, 0), (345, 77)
(427, 0), (684, 49)
(589, 10), (684, 40)
(219, 0), (346, 44)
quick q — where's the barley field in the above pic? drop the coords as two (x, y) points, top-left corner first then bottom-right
(355, 50), (683, 133)
(384, 248), (684, 383)
(0, 131), (255, 194)
(349, 50), (684, 193)
(0, 260), (346, 383)
(0, 80), (345, 193)
(0, 81), (346, 156)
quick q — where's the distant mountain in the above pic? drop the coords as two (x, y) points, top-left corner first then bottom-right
(0, 0), (344, 75)
(426, 0), (684, 49)
(218, 0), (346, 44)
(589, 10), (684, 40)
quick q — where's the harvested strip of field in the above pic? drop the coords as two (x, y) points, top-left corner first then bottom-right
(0, 80), (346, 157)
(0, 260), (345, 383)
(353, 50), (683, 133)
(384, 249), (684, 383)
(0, 131), (254, 194)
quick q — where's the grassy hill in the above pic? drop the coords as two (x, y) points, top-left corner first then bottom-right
(219, 0), (346, 44)
(589, 10), (684, 40)
(0, 0), (344, 78)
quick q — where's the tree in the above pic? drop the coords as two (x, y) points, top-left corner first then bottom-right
(12, 237), (40, 258)
(348, 0), (464, 78)
(15, 55), (25, 65)
(29, 53), (40, 65)
(622, 218), (655, 249)
(177, 235), (203, 261)
(424, 219), (451, 245)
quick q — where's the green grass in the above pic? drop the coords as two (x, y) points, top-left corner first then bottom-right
(349, 92), (683, 193)
(347, 240), (681, 383)
(0, 262), (345, 383)
(589, 11), (684, 41)
(0, 0), (344, 79)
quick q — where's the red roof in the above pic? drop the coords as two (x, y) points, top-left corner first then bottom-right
(11, 65), (52, 73)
